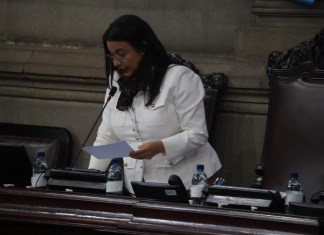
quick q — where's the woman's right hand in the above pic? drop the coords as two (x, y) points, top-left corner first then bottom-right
(129, 140), (165, 159)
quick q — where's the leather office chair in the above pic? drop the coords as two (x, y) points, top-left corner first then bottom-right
(169, 53), (227, 143)
(253, 28), (324, 202)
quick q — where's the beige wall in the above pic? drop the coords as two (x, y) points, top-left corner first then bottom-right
(1, 0), (254, 54)
(1, 0), (323, 187)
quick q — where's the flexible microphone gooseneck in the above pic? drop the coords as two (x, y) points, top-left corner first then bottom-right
(70, 86), (117, 167)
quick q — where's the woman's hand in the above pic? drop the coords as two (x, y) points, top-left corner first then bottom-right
(129, 140), (165, 159)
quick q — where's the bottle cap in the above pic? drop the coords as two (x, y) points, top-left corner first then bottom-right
(38, 152), (45, 158)
(111, 158), (119, 164)
(290, 172), (299, 179)
(197, 164), (204, 170)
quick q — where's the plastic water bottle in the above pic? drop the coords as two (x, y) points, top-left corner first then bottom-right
(106, 158), (123, 195)
(285, 172), (304, 213)
(190, 164), (208, 205)
(31, 152), (48, 187)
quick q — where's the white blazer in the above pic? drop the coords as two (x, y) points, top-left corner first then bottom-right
(88, 65), (221, 194)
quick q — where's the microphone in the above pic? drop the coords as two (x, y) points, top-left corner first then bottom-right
(107, 86), (117, 101)
(70, 86), (117, 167)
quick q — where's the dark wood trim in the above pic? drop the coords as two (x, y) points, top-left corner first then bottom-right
(0, 187), (320, 234)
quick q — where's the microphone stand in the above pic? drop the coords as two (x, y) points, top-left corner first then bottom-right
(69, 87), (117, 168)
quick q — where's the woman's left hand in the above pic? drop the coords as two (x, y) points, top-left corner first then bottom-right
(129, 140), (165, 159)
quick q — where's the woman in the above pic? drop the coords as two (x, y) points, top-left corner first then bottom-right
(88, 15), (221, 194)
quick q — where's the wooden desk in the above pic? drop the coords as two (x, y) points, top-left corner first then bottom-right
(0, 187), (321, 234)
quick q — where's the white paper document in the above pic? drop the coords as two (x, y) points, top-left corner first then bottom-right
(82, 141), (134, 159)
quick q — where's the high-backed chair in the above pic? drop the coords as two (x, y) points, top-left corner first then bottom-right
(253, 28), (324, 202)
(0, 122), (72, 170)
(169, 53), (227, 143)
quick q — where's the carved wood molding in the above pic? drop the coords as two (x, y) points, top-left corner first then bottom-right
(267, 28), (324, 76)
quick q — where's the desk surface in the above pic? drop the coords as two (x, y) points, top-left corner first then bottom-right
(0, 187), (321, 235)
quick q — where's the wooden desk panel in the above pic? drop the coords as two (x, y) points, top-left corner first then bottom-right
(0, 187), (321, 235)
